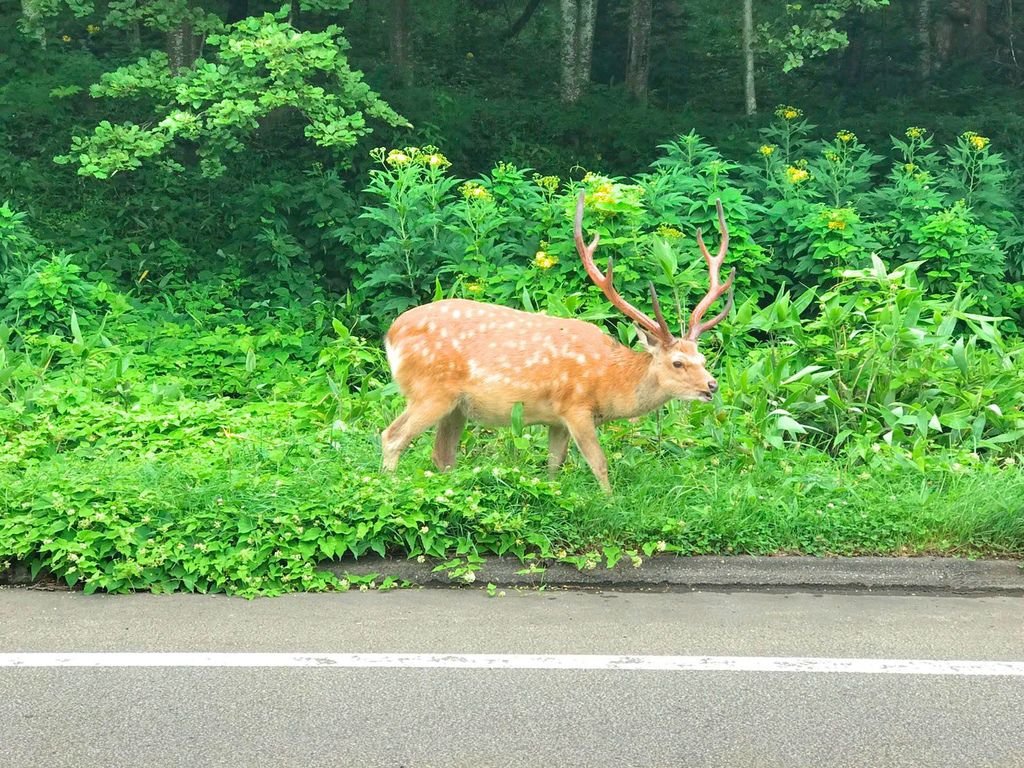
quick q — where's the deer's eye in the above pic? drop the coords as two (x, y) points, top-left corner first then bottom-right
(672, 360), (684, 369)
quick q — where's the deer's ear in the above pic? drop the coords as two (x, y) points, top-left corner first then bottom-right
(635, 325), (662, 353)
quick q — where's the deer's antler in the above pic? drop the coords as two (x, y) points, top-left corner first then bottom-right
(574, 192), (673, 344)
(684, 198), (735, 341)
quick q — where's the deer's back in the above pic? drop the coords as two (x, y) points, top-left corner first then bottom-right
(385, 299), (631, 425)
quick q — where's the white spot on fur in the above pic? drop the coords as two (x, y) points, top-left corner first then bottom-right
(453, 309), (462, 319)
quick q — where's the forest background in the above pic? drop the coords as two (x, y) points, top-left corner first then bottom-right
(1, 0), (1023, 595)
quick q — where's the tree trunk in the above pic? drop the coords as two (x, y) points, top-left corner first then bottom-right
(966, 0), (988, 57)
(559, 0), (596, 104)
(390, 0), (413, 87)
(625, 0), (653, 103)
(560, 0), (582, 102)
(166, 21), (197, 73)
(917, 0), (932, 79)
(839, 17), (867, 88)
(935, 5), (954, 66)
(741, 0), (756, 115)
(577, 0), (596, 92)
(506, 0), (544, 39)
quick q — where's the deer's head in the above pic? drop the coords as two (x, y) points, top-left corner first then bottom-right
(574, 192), (735, 404)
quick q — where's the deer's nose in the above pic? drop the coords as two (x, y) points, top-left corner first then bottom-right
(707, 379), (719, 394)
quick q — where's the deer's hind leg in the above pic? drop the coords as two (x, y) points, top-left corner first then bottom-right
(547, 424), (570, 477)
(432, 406), (467, 471)
(382, 397), (458, 472)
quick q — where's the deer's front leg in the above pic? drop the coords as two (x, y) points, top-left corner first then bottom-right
(382, 398), (457, 471)
(562, 413), (611, 493)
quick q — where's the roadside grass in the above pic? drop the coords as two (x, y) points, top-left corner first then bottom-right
(2, 395), (1021, 596)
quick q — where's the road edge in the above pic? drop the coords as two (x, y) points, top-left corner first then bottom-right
(3, 555), (1022, 595)
(325, 555), (1024, 595)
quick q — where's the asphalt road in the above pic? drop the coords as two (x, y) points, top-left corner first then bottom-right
(2, 587), (1023, 767)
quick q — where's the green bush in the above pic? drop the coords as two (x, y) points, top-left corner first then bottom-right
(3, 106), (1023, 596)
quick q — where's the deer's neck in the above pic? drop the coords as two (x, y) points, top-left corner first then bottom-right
(597, 346), (671, 422)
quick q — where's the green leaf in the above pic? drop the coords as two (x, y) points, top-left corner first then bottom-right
(69, 308), (84, 347)
(510, 402), (525, 436)
(603, 546), (623, 569)
(776, 415), (808, 434)
(652, 237), (677, 281)
(951, 338), (968, 376)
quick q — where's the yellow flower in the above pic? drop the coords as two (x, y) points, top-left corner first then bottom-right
(785, 165), (810, 184)
(656, 224), (683, 239)
(86, 24), (100, 34)
(903, 162), (917, 174)
(386, 149), (411, 166)
(836, 130), (856, 144)
(460, 182), (492, 202)
(465, 281), (483, 294)
(535, 175), (560, 193)
(590, 181), (616, 205)
(905, 126), (926, 139)
(964, 132), (990, 151)
(775, 105), (803, 121)
(758, 144), (776, 157)
(825, 151), (841, 164)
(533, 251), (558, 270)
(425, 152), (449, 168)
(61, 34), (72, 42)
(582, 174), (643, 208)
(822, 207), (854, 231)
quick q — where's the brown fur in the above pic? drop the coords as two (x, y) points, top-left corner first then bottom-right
(381, 298), (719, 492)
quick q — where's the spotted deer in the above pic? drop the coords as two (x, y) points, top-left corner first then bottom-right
(381, 192), (735, 491)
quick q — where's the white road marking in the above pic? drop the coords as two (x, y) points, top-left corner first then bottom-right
(1, 653), (1023, 676)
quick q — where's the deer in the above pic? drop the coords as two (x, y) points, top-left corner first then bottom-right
(381, 191), (735, 492)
